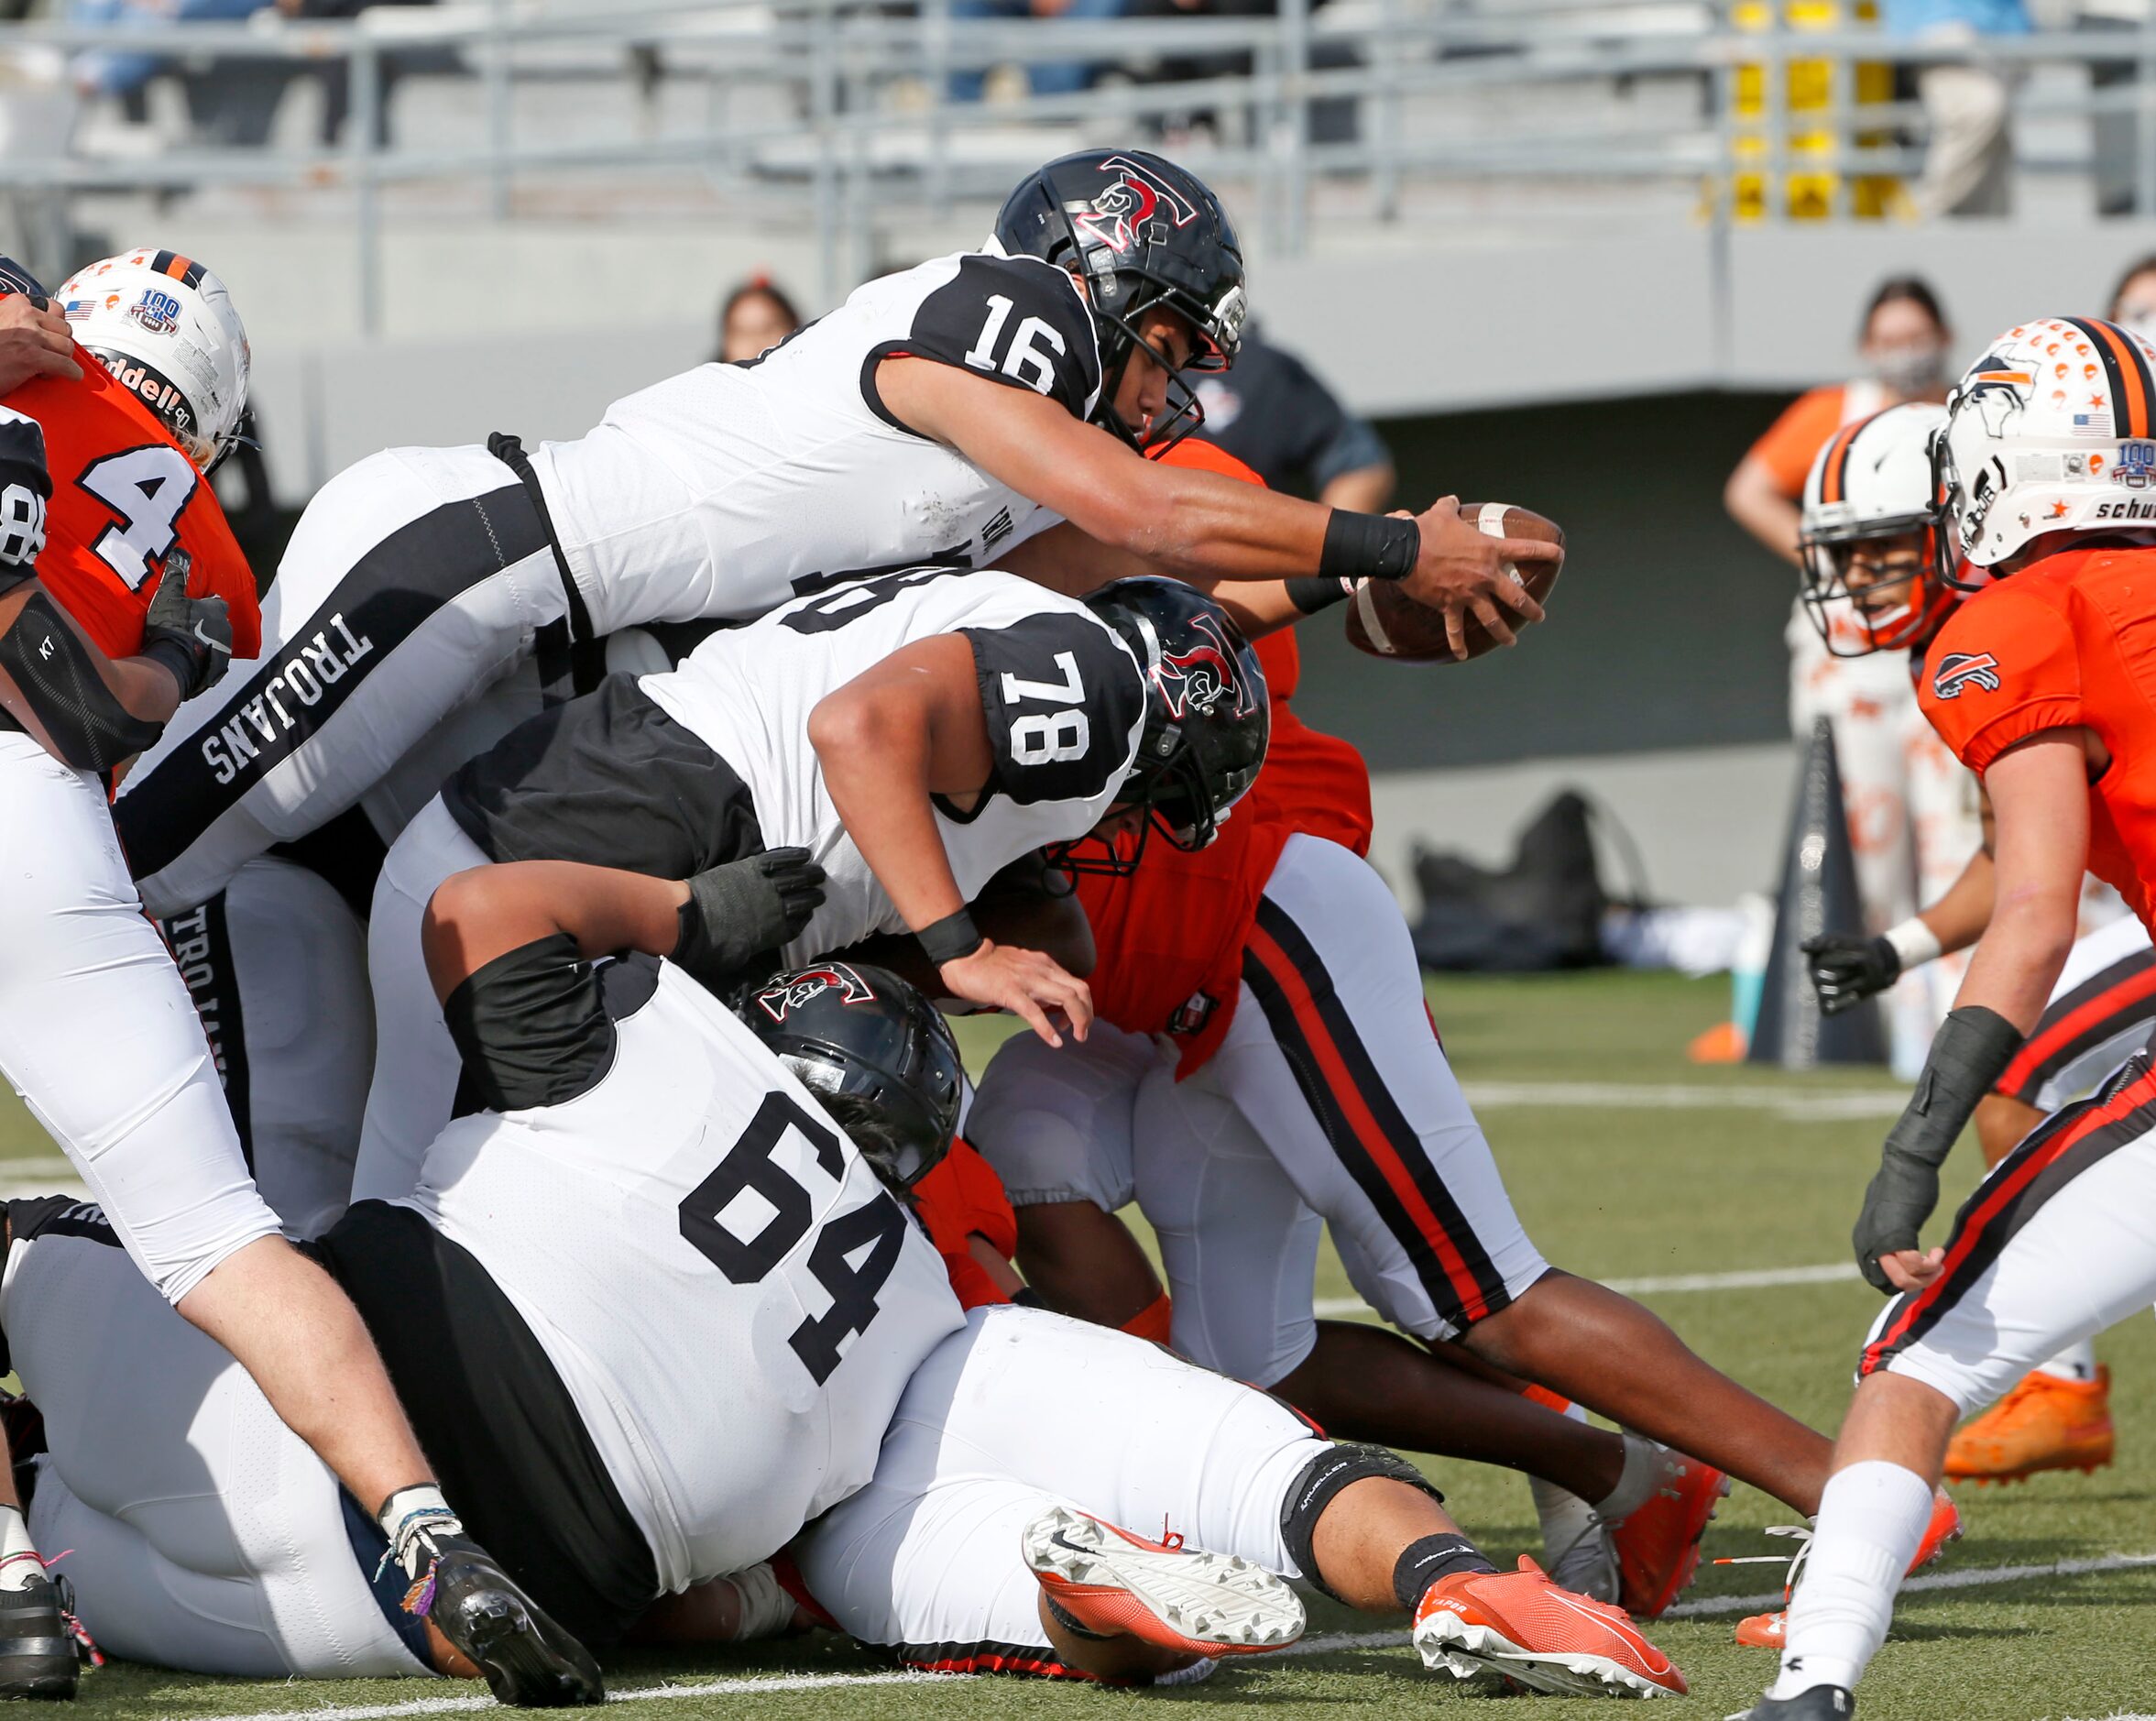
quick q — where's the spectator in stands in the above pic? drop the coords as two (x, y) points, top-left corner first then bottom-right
(948, 0), (1126, 104)
(717, 275), (802, 365)
(1724, 276), (1972, 1064)
(1191, 322), (1392, 510)
(277, 0), (443, 148)
(68, 0), (269, 102)
(2107, 253), (2156, 339)
(1883, 0), (2028, 217)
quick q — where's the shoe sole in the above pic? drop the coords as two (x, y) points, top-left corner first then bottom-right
(0, 1648), (75, 1702)
(443, 1586), (604, 1707)
(1947, 1443), (2115, 1485)
(1414, 1611), (1681, 1698)
(1022, 1507), (1304, 1657)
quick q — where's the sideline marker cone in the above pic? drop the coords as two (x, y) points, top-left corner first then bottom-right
(1748, 718), (1888, 1069)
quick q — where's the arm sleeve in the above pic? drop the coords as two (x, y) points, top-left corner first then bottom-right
(962, 610), (1148, 807)
(870, 255), (1103, 426)
(1746, 388), (1844, 498)
(441, 932), (618, 1113)
(1918, 586), (2084, 775)
(0, 406), (51, 591)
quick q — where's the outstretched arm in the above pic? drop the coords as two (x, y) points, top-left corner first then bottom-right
(421, 860), (689, 1003)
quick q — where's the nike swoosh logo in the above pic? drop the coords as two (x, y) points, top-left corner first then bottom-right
(192, 621), (229, 654)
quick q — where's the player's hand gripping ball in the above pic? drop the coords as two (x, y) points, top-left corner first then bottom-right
(1345, 502), (1564, 664)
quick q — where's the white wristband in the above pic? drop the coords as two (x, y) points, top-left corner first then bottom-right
(1884, 918), (1943, 970)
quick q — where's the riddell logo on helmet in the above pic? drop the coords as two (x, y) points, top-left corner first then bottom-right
(1074, 155), (1198, 255)
(756, 963), (876, 1024)
(101, 358), (193, 435)
(1154, 612), (1252, 719)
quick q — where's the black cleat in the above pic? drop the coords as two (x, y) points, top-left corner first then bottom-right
(1726, 1687), (1855, 1721)
(416, 1533), (603, 1708)
(0, 1573), (79, 1700)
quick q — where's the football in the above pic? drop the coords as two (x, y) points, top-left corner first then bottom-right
(1343, 502), (1565, 664)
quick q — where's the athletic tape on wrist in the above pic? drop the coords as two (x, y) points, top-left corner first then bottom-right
(1883, 918), (1943, 970)
(1319, 510), (1419, 583)
(1279, 1442), (1444, 1601)
(1888, 1004), (2023, 1172)
(915, 908), (984, 967)
(1285, 575), (1359, 615)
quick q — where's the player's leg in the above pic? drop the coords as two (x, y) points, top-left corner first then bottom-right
(1227, 836), (1833, 1517)
(115, 444), (576, 919)
(156, 856), (375, 1239)
(3, 1201), (435, 1680)
(0, 751), (599, 1705)
(351, 796), (493, 1206)
(1741, 1059), (2156, 1717)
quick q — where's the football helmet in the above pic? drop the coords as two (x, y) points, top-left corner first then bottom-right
(739, 960), (963, 1192)
(991, 149), (1245, 451)
(0, 257), (48, 301)
(1798, 402), (1954, 656)
(1934, 315), (2156, 589)
(1050, 576), (1269, 877)
(55, 248), (250, 471)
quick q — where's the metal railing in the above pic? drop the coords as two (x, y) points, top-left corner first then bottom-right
(4, 1), (2155, 332)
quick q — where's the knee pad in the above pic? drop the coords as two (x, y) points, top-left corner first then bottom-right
(0, 592), (162, 774)
(1279, 1441), (1444, 1600)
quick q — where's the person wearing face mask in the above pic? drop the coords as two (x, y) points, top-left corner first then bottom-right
(1724, 278), (1978, 1068)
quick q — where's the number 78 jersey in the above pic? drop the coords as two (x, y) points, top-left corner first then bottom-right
(5, 357), (259, 661)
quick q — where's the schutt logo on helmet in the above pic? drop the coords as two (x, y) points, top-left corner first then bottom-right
(755, 963), (877, 1024)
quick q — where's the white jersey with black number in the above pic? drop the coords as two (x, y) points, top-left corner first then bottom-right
(638, 566), (1148, 965)
(0, 404), (50, 580)
(531, 252), (1103, 637)
(404, 954), (964, 1595)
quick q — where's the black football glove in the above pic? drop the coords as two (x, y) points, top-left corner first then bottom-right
(672, 847), (826, 988)
(139, 550), (234, 699)
(1800, 931), (1900, 1016)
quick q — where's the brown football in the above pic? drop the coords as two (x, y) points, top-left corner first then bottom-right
(1343, 502), (1565, 664)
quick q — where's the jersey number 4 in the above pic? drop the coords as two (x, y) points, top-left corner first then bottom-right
(677, 1090), (908, 1386)
(79, 444), (199, 591)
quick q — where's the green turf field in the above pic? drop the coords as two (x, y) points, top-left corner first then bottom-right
(5, 970), (2151, 1721)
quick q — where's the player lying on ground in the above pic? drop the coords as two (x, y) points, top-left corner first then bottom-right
(0, 254), (596, 1707)
(1795, 401), (2129, 1487)
(107, 148), (1549, 926)
(1736, 316), (2156, 1721)
(354, 571), (1266, 1203)
(969, 441), (1954, 1623)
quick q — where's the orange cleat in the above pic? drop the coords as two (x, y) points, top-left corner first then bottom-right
(1414, 1555), (1687, 1697)
(1021, 1507), (1303, 1659)
(1733, 1486), (1960, 1649)
(1611, 1450), (1730, 1618)
(1944, 1367), (2114, 1485)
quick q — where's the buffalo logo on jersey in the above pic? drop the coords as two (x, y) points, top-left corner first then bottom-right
(1154, 611), (1255, 721)
(1932, 652), (2002, 700)
(1072, 154), (1198, 256)
(756, 962), (878, 1024)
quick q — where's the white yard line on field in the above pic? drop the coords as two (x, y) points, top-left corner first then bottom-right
(202, 1551), (2156, 1721)
(1461, 1080), (1908, 1120)
(1311, 1259), (1864, 1316)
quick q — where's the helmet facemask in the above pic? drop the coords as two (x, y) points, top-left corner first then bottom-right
(1800, 515), (1948, 655)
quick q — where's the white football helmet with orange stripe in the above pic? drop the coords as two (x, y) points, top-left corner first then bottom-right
(1935, 315), (2156, 586)
(1799, 402), (1951, 655)
(55, 247), (250, 472)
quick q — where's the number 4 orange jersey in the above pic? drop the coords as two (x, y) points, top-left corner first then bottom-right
(4, 348), (260, 663)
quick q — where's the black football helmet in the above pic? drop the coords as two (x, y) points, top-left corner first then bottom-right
(1051, 577), (1269, 879)
(0, 257), (49, 302)
(738, 960), (963, 1192)
(992, 149), (1245, 451)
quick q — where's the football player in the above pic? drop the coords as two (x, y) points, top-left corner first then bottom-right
(0, 253), (596, 1705)
(352, 571), (1268, 1206)
(111, 148), (1552, 926)
(969, 443), (1959, 1626)
(1, 867), (968, 1681)
(1739, 318), (2156, 1719)
(1798, 403), (2140, 1489)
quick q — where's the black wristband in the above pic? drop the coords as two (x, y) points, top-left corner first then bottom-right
(1319, 510), (1420, 583)
(916, 907), (984, 967)
(1885, 1003), (2024, 1173)
(1285, 575), (1358, 615)
(138, 635), (200, 697)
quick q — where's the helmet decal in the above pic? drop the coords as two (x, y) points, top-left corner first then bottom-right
(1154, 611), (1253, 720)
(1072, 153), (1199, 256)
(755, 962), (877, 1024)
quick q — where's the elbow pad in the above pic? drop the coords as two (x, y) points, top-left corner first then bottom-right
(0, 591), (163, 774)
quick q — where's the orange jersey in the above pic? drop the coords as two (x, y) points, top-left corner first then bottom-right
(1078, 441), (1374, 1076)
(5, 350), (258, 662)
(1919, 541), (2156, 932)
(1746, 380), (1887, 499)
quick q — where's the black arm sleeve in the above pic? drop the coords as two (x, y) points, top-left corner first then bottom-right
(864, 255), (1103, 430)
(440, 932), (618, 1113)
(962, 611), (1146, 806)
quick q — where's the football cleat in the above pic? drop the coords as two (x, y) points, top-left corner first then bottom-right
(1611, 1450), (1730, 1618)
(1413, 1555), (1687, 1698)
(1943, 1366), (2114, 1485)
(1022, 1506), (1304, 1658)
(1724, 1685), (1855, 1719)
(1530, 1475), (1621, 1604)
(1732, 1487), (1960, 1650)
(394, 1518), (603, 1707)
(0, 1566), (81, 1700)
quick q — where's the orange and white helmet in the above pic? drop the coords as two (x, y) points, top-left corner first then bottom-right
(1799, 402), (1953, 655)
(1935, 315), (2156, 587)
(55, 248), (250, 471)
